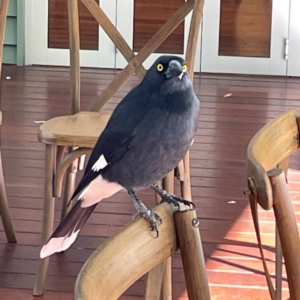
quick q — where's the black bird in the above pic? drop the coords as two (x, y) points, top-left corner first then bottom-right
(40, 55), (200, 258)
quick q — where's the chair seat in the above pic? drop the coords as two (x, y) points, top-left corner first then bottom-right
(38, 111), (112, 148)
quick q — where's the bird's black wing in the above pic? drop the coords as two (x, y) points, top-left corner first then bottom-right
(71, 135), (131, 200)
(71, 86), (149, 200)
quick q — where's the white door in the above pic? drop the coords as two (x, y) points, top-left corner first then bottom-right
(25, 0), (116, 68)
(201, 0), (290, 76)
(115, 0), (201, 71)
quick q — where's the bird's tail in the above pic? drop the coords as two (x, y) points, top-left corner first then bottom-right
(40, 200), (97, 259)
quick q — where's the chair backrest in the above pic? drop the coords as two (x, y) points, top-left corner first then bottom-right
(246, 108), (300, 300)
(67, 0), (197, 113)
(246, 108), (300, 210)
(67, 0), (80, 114)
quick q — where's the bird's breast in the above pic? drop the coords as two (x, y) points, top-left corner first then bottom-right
(103, 101), (199, 189)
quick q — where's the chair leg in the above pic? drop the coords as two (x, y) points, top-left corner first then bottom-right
(0, 147), (16, 242)
(268, 169), (300, 300)
(33, 144), (56, 296)
(145, 173), (174, 300)
(60, 165), (76, 222)
(145, 260), (167, 300)
(154, 179), (163, 204)
(275, 158), (286, 300)
(185, 0), (205, 81)
(0, 0), (15, 243)
(161, 171), (174, 300)
(174, 209), (211, 300)
(160, 256), (172, 300)
(60, 147), (78, 222)
(56, 146), (66, 171)
(275, 225), (282, 300)
(180, 151), (192, 201)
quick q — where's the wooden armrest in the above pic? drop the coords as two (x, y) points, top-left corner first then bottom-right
(75, 203), (177, 300)
(54, 147), (92, 197)
(246, 108), (300, 210)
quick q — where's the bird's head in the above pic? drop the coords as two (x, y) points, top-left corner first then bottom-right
(142, 56), (191, 94)
(155, 56), (187, 80)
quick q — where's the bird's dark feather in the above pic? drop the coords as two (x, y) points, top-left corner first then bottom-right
(54, 201), (97, 237)
(41, 55), (200, 258)
(73, 56), (199, 198)
(71, 86), (149, 199)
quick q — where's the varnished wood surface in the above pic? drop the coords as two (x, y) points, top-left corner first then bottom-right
(269, 169), (300, 299)
(48, 0), (99, 50)
(133, 0), (184, 54)
(75, 203), (178, 300)
(38, 111), (112, 147)
(1, 65), (300, 299)
(219, 0), (272, 57)
(247, 108), (300, 210)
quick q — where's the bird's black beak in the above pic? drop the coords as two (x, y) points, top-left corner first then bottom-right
(165, 60), (183, 79)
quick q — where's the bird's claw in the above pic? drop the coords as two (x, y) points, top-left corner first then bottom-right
(148, 212), (162, 238)
(161, 194), (195, 211)
(135, 208), (162, 238)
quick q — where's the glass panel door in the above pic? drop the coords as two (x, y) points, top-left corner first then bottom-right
(25, 0), (116, 68)
(201, 0), (290, 75)
(115, 0), (201, 71)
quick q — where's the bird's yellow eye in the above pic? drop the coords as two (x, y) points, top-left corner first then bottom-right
(182, 64), (188, 73)
(157, 64), (164, 72)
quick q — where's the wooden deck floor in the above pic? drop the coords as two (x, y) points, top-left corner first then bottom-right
(1, 65), (300, 299)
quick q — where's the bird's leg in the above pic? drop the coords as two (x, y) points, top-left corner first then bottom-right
(127, 188), (162, 237)
(151, 183), (195, 210)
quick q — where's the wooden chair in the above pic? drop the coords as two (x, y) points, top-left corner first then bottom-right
(34, 0), (204, 295)
(33, 0), (112, 294)
(75, 203), (210, 300)
(0, 0), (16, 243)
(246, 108), (300, 300)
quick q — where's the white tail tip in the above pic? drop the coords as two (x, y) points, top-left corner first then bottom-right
(40, 230), (80, 259)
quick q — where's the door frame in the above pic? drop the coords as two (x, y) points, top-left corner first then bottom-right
(287, 0), (300, 76)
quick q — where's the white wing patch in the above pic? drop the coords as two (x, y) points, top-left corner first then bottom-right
(78, 186), (88, 200)
(92, 154), (108, 172)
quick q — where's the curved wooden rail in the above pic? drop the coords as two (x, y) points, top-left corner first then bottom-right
(54, 147), (92, 197)
(246, 108), (300, 299)
(246, 108), (300, 210)
(75, 203), (177, 300)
